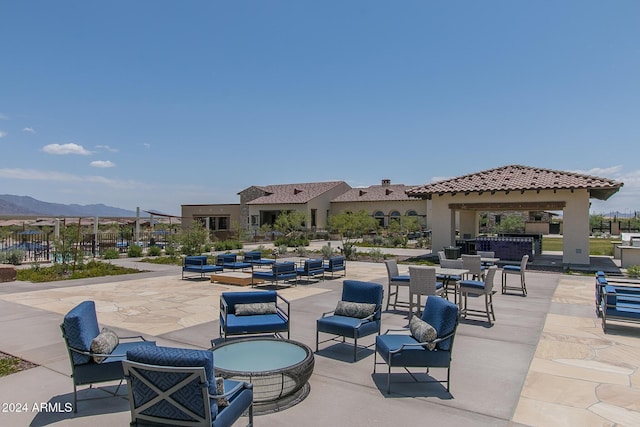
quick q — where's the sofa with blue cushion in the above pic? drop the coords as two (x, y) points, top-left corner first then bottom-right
(219, 290), (290, 340)
(297, 258), (325, 283)
(60, 300), (156, 412)
(182, 255), (224, 279)
(216, 253), (252, 271)
(324, 256), (346, 278)
(252, 261), (298, 287)
(123, 346), (253, 427)
(597, 271), (640, 332)
(243, 251), (276, 267)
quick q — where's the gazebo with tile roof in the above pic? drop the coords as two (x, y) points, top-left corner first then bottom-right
(407, 165), (623, 266)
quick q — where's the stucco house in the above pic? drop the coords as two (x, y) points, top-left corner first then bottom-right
(330, 179), (426, 228)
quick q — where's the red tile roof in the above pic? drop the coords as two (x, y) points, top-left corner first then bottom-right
(406, 165), (623, 200)
(246, 181), (348, 205)
(332, 184), (421, 202)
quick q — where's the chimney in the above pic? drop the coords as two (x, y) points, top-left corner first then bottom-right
(381, 179), (391, 187)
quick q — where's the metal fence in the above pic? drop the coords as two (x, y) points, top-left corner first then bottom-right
(1, 231), (175, 263)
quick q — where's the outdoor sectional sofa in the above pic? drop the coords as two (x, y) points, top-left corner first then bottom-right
(182, 255), (223, 279)
(218, 290), (290, 340)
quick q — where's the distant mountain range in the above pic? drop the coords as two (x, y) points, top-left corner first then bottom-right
(0, 195), (138, 217)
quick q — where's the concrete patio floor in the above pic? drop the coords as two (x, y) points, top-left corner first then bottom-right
(0, 253), (639, 426)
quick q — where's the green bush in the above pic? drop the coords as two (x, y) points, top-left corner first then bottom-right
(165, 245), (177, 256)
(102, 248), (120, 259)
(147, 246), (162, 256)
(274, 236), (309, 247)
(213, 240), (243, 251)
(627, 265), (640, 278)
(295, 245), (308, 257)
(368, 248), (384, 262)
(17, 260), (139, 282)
(0, 249), (25, 265)
(140, 255), (182, 265)
(321, 245), (335, 259)
(127, 244), (143, 258)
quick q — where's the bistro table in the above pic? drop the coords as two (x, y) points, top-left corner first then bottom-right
(435, 266), (469, 305)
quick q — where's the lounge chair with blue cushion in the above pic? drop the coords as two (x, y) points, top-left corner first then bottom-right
(324, 256), (346, 279)
(219, 290), (290, 340)
(60, 301), (156, 412)
(123, 346), (253, 427)
(316, 280), (384, 361)
(374, 295), (460, 394)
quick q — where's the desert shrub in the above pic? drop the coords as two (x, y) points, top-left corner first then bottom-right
(17, 260), (139, 282)
(140, 255), (182, 265)
(627, 265), (640, 278)
(102, 248), (120, 259)
(368, 248), (384, 263)
(164, 245), (177, 256)
(0, 249), (25, 265)
(213, 240), (242, 251)
(321, 245), (334, 259)
(275, 236), (309, 247)
(127, 244), (143, 258)
(295, 245), (308, 257)
(147, 246), (162, 256)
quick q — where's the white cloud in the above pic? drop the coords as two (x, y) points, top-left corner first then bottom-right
(143, 143), (151, 149)
(431, 175), (452, 183)
(0, 167), (150, 190)
(42, 143), (92, 155)
(95, 145), (118, 152)
(22, 127), (36, 134)
(0, 113), (8, 120)
(0, 131), (6, 138)
(90, 160), (116, 168)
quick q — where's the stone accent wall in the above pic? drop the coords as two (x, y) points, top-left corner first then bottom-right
(0, 265), (17, 282)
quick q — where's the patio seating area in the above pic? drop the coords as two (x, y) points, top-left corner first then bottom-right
(0, 248), (639, 426)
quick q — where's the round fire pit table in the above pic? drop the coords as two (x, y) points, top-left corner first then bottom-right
(211, 337), (314, 413)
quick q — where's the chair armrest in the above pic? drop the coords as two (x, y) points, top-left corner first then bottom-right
(382, 328), (411, 335)
(276, 294), (291, 318)
(220, 298), (230, 317)
(320, 310), (335, 318)
(354, 312), (376, 328)
(118, 335), (149, 342)
(209, 380), (253, 401)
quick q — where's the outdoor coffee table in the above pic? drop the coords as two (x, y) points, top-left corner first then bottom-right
(211, 272), (263, 286)
(211, 337), (314, 413)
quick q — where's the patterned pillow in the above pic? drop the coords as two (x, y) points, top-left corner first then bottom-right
(334, 301), (376, 318)
(215, 377), (229, 408)
(90, 327), (119, 363)
(409, 316), (437, 350)
(235, 302), (277, 316)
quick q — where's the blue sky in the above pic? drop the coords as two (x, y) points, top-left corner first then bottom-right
(1, 1), (638, 216)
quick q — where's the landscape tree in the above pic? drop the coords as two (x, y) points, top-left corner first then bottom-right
(328, 210), (379, 260)
(496, 214), (525, 234)
(179, 221), (208, 256)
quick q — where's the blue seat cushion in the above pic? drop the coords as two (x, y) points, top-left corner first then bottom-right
(317, 315), (380, 339)
(391, 275), (410, 282)
(223, 313), (288, 335)
(503, 265), (521, 272)
(376, 334), (451, 367)
(459, 280), (485, 290)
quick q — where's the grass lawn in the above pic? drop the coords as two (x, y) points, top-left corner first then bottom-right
(543, 237), (619, 256)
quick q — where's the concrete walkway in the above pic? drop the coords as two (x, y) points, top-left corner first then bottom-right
(0, 254), (638, 426)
